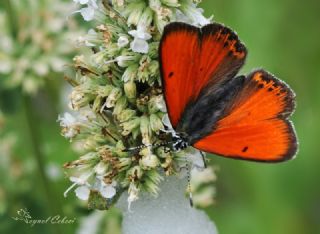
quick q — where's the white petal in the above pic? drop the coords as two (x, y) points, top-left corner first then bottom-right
(117, 36), (129, 48)
(80, 7), (95, 21)
(89, 0), (98, 9)
(94, 161), (107, 175)
(128, 27), (151, 40)
(75, 186), (90, 200)
(128, 30), (137, 37)
(58, 112), (77, 127)
(130, 38), (149, 54)
(73, 0), (89, 4)
(136, 24), (152, 40)
(100, 185), (116, 199)
(116, 55), (134, 67)
(70, 176), (81, 183)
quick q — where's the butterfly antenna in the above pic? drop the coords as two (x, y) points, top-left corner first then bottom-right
(185, 159), (193, 207)
(200, 151), (207, 168)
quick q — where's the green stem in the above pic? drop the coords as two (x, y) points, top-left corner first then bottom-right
(4, 0), (18, 38)
(23, 95), (63, 234)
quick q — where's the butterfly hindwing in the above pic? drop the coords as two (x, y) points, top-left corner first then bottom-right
(193, 70), (297, 162)
(160, 22), (247, 128)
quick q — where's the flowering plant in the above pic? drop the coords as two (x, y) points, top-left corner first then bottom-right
(60, 0), (215, 210)
(0, 0), (81, 94)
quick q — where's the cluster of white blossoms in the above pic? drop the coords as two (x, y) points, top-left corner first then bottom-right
(0, 0), (82, 94)
(60, 0), (215, 209)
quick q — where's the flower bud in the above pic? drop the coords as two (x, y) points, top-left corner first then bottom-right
(124, 80), (136, 99)
(148, 95), (166, 113)
(120, 117), (140, 136)
(150, 113), (164, 133)
(92, 96), (103, 113)
(143, 170), (163, 194)
(140, 153), (159, 169)
(113, 0), (125, 7)
(138, 7), (153, 28)
(94, 161), (108, 175)
(149, 0), (161, 11)
(116, 140), (125, 151)
(148, 60), (159, 75)
(122, 64), (138, 82)
(97, 85), (113, 97)
(91, 50), (107, 65)
(83, 136), (99, 151)
(161, 0), (180, 7)
(140, 116), (151, 145)
(124, 2), (146, 26)
(116, 157), (132, 171)
(113, 96), (128, 116)
(70, 88), (93, 110)
(117, 109), (136, 123)
(127, 165), (143, 180)
(116, 55), (137, 67)
(117, 35), (129, 48)
(106, 87), (122, 108)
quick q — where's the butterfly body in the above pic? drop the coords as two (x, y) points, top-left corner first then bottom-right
(159, 22), (298, 162)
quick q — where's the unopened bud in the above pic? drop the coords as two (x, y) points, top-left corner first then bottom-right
(124, 80), (136, 99)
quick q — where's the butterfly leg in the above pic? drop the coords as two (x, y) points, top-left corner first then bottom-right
(200, 151), (207, 168)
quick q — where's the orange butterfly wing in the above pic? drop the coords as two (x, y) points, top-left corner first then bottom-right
(160, 23), (247, 128)
(193, 70), (298, 162)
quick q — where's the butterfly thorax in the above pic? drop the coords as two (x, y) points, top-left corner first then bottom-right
(172, 133), (190, 151)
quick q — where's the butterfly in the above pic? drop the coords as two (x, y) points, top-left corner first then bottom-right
(159, 22), (298, 162)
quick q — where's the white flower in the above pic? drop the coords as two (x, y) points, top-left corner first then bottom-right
(94, 176), (117, 199)
(64, 172), (92, 198)
(73, 0), (89, 4)
(80, 7), (95, 21)
(100, 181), (117, 199)
(58, 112), (77, 127)
(105, 55), (136, 68)
(58, 112), (80, 139)
(73, 0), (97, 8)
(73, 0), (98, 21)
(175, 9), (192, 24)
(94, 161), (107, 175)
(179, 4), (211, 26)
(76, 29), (98, 47)
(117, 36), (129, 48)
(128, 25), (152, 54)
(75, 186), (91, 200)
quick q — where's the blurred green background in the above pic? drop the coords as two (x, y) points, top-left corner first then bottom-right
(0, 0), (319, 234)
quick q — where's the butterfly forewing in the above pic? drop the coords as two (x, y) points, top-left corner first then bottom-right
(160, 22), (247, 128)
